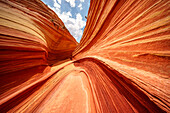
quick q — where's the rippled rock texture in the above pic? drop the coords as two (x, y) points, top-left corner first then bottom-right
(0, 0), (169, 112)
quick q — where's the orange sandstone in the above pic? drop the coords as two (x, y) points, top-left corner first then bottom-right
(0, 0), (169, 112)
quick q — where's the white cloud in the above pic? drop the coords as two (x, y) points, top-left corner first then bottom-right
(53, 0), (60, 8)
(57, 0), (61, 4)
(49, 0), (61, 15)
(80, 0), (84, 2)
(59, 12), (86, 40)
(48, 1), (86, 41)
(65, 0), (75, 7)
(78, 3), (83, 10)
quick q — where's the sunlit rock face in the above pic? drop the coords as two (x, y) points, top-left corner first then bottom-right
(0, 0), (77, 112)
(0, 0), (169, 113)
(73, 0), (170, 112)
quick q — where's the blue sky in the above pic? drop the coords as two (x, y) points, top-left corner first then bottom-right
(41, 0), (90, 42)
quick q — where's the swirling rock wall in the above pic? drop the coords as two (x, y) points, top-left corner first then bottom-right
(73, 0), (170, 112)
(0, 0), (169, 112)
(0, 0), (77, 112)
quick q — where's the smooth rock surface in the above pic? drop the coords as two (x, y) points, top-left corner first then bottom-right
(73, 0), (170, 112)
(0, 0), (169, 112)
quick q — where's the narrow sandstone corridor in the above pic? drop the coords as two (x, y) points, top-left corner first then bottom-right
(37, 71), (92, 113)
(0, 0), (169, 112)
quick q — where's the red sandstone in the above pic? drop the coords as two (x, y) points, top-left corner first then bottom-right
(0, 0), (169, 112)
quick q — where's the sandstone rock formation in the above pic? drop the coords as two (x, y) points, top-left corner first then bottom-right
(0, 0), (169, 112)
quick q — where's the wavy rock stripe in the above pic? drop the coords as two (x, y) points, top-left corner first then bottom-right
(0, 0), (77, 66)
(0, 0), (77, 112)
(0, 0), (169, 113)
(73, 0), (170, 112)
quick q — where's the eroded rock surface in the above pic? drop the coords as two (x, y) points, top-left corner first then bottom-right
(0, 0), (169, 112)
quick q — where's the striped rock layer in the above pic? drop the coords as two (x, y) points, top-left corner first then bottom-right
(0, 0), (169, 113)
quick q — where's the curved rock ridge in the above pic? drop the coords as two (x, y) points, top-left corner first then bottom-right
(0, 0), (169, 113)
(0, 0), (77, 67)
(73, 0), (170, 112)
(0, 0), (77, 112)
